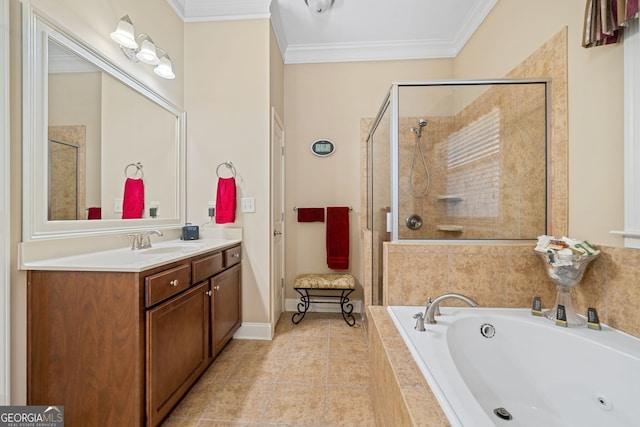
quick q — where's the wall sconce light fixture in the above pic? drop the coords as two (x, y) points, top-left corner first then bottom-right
(109, 15), (175, 79)
(304, 0), (334, 14)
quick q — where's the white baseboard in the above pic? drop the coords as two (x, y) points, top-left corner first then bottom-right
(232, 298), (364, 342)
(285, 298), (363, 314)
(233, 322), (272, 340)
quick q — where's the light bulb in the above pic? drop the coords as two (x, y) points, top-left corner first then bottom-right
(154, 55), (175, 79)
(135, 37), (159, 65)
(110, 16), (137, 49)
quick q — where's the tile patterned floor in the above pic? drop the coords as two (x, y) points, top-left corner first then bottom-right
(162, 312), (376, 427)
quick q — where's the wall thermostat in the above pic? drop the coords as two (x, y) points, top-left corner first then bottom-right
(310, 139), (335, 157)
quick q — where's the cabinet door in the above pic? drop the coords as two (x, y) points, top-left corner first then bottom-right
(211, 263), (242, 357)
(146, 281), (210, 427)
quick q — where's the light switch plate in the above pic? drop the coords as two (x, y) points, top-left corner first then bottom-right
(241, 197), (255, 213)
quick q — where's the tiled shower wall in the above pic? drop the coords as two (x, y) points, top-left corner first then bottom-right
(398, 83), (547, 240)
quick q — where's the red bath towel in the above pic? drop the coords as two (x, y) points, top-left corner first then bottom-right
(326, 206), (350, 270)
(122, 178), (144, 219)
(87, 207), (101, 220)
(215, 177), (236, 224)
(297, 207), (325, 222)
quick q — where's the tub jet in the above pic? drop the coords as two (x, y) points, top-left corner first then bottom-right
(493, 407), (513, 421)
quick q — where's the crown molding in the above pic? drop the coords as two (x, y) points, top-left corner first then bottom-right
(284, 40), (458, 64)
(450, 0), (497, 55)
(166, 0), (271, 22)
(166, 0), (497, 64)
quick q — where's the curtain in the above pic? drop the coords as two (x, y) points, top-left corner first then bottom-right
(583, 0), (639, 47)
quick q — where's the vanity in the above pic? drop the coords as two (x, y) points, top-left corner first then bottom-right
(24, 238), (242, 427)
(18, 6), (241, 425)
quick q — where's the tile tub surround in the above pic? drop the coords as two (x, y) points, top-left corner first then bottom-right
(368, 306), (449, 427)
(162, 312), (375, 426)
(384, 243), (640, 340)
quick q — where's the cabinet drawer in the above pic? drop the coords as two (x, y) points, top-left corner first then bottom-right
(224, 245), (242, 267)
(192, 252), (224, 284)
(145, 264), (191, 307)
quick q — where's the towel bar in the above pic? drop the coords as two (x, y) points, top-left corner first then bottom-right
(293, 206), (353, 211)
(124, 162), (143, 179)
(216, 161), (237, 178)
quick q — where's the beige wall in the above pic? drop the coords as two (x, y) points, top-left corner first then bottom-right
(283, 59), (454, 301)
(184, 19), (273, 325)
(456, 0), (624, 245)
(9, 0), (183, 403)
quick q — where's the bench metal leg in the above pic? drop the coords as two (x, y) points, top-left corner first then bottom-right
(339, 288), (356, 326)
(291, 288), (310, 324)
(291, 288), (356, 327)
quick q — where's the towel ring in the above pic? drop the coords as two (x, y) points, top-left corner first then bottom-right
(124, 162), (144, 179)
(216, 161), (237, 178)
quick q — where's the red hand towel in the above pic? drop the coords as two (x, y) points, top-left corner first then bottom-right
(215, 177), (236, 224)
(87, 207), (101, 220)
(326, 206), (350, 270)
(122, 178), (144, 219)
(297, 207), (325, 222)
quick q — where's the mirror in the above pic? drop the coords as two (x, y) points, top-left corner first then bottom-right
(23, 6), (186, 240)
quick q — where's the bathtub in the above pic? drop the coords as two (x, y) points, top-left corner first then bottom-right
(387, 305), (640, 427)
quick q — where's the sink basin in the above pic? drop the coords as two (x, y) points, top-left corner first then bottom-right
(139, 244), (204, 255)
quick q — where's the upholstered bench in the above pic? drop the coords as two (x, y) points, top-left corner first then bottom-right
(292, 273), (356, 326)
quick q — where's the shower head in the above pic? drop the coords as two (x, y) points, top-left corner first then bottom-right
(411, 119), (428, 136)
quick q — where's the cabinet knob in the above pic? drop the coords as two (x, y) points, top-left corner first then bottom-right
(170, 279), (179, 287)
(232, 253), (240, 258)
(214, 285), (220, 291)
(206, 290), (212, 296)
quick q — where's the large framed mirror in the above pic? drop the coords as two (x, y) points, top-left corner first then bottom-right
(22, 5), (186, 241)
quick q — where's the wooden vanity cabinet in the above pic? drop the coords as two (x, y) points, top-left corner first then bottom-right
(193, 245), (242, 358)
(27, 243), (242, 427)
(211, 263), (242, 356)
(27, 269), (146, 427)
(146, 281), (210, 427)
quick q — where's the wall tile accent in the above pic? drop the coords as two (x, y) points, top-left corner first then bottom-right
(385, 242), (640, 339)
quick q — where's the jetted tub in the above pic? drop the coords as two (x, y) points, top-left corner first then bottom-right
(387, 306), (640, 427)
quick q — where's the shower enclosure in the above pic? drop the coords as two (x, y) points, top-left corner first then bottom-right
(366, 79), (550, 305)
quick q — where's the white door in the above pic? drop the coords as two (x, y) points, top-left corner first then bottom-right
(270, 107), (285, 335)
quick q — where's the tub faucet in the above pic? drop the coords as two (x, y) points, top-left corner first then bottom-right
(139, 230), (163, 249)
(425, 293), (479, 324)
(413, 312), (425, 331)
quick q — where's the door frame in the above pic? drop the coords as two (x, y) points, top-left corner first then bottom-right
(270, 106), (285, 335)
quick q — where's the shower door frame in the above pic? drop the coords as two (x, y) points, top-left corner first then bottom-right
(387, 78), (551, 243)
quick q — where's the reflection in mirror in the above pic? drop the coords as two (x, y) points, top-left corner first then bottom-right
(23, 5), (186, 240)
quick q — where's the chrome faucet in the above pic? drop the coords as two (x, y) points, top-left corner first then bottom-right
(127, 233), (142, 250)
(140, 230), (163, 249)
(425, 293), (479, 324)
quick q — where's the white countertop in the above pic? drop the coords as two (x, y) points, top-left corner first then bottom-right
(20, 237), (242, 272)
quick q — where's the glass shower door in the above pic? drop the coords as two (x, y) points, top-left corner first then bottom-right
(367, 96), (391, 305)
